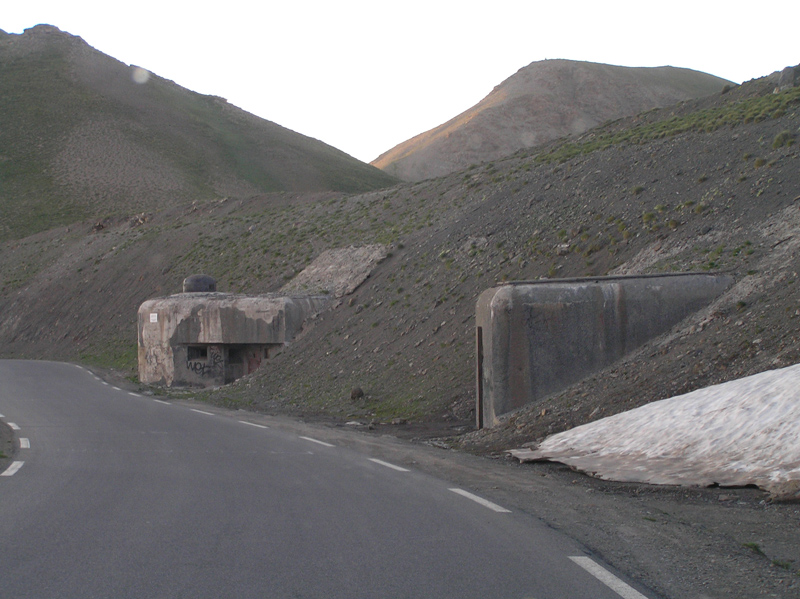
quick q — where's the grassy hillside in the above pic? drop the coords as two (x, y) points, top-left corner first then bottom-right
(0, 25), (396, 242)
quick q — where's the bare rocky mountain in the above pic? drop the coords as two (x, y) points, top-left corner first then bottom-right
(372, 59), (733, 181)
(0, 25), (396, 241)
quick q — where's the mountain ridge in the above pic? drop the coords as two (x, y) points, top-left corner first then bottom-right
(372, 59), (733, 181)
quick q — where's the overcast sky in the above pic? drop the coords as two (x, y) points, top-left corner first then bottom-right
(4, 1), (799, 162)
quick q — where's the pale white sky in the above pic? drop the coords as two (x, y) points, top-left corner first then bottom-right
(4, 1), (799, 162)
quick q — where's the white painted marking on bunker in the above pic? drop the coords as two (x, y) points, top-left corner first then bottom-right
(190, 409), (215, 416)
(368, 458), (409, 472)
(19, 439), (30, 449)
(1, 461), (24, 477)
(239, 421), (268, 429)
(299, 436), (334, 448)
(448, 488), (511, 513)
(8, 423), (20, 431)
(569, 556), (649, 599)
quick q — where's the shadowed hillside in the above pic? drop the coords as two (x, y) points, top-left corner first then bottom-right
(0, 25), (396, 242)
(372, 60), (733, 181)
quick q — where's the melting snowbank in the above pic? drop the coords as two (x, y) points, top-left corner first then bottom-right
(510, 364), (800, 500)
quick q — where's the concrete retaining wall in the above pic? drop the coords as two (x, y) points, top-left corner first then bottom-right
(475, 274), (732, 428)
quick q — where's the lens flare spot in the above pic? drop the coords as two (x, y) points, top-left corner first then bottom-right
(131, 66), (151, 84)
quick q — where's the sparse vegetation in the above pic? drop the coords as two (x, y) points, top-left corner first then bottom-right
(534, 86), (800, 164)
(743, 542), (765, 556)
(772, 130), (795, 149)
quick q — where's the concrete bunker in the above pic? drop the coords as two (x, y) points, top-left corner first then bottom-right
(138, 275), (330, 387)
(475, 273), (732, 428)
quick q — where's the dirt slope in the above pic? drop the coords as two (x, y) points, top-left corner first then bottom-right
(372, 59), (732, 181)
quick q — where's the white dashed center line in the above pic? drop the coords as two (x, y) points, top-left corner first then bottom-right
(153, 399), (170, 405)
(569, 556), (649, 599)
(1, 461), (24, 476)
(448, 488), (511, 513)
(368, 458), (410, 472)
(190, 409), (215, 416)
(239, 421), (268, 429)
(299, 436), (334, 447)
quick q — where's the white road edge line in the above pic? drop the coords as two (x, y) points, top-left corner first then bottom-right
(569, 556), (649, 599)
(1, 461), (24, 477)
(239, 421), (269, 429)
(8, 423), (21, 431)
(19, 438), (30, 449)
(191, 409), (215, 416)
(299, 436), (335, 447)
(368, 458), (410, 472)
(448, 488), (511, 513)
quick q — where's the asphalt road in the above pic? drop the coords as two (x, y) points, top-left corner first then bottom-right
(0, 360), (657, 598)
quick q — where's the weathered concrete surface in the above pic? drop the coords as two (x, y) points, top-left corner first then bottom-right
(138, 293), (330, 387)
(281, 244), (387, 298)
(476, 274), (732, 428)
(510, 363), (800, 500)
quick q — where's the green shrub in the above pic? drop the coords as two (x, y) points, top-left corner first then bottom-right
(772, 130), (795, 149)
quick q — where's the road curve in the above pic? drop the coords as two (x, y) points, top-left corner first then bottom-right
(0, 360), (655, 599)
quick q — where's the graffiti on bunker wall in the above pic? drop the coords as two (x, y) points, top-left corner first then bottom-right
(186, 346), (224, 378)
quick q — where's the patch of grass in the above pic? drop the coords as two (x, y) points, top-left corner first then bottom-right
(772, 560), (794, 571)
(742, 542), (765, 556)
(772, 130), (795, 149)
(79, 339), (138, 373)
(533, 86), (800, 164)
